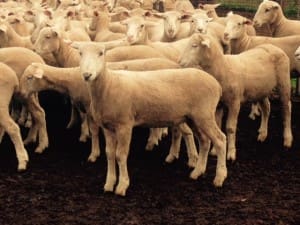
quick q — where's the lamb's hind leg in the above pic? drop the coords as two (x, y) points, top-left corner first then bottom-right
(0, 110), (29, 171)
(180, 123), (198, 168)
(165, 125), (182, 163)
(210, 107), (224, 156)
(280, 96), (293, 148)
(257, 98), (270, 142)
(191, 117), (227, 187)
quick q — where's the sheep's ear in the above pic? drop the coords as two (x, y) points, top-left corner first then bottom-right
(181, 13), (192, 22)
(243, 19), (253, 25)
(271, 5), (279, 10)
(0, 24), (7, 34)
(70, 41), (81, 50)
(198, 3), (204, 9)
(201, 38), (210, 48)
(226, 11), (234, 17)
(33, 68), (44, 79)
(212, 3), (221, 9)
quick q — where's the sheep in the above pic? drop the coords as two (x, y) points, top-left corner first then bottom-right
(0, 19), (33, 49)
(19, 63), (101, 163)
(0, 47), (49, 154)
(71, 41), (227, 196)
(0, 62), (29, 171)
(179, 33), (293, 161)
(187, 11), (230, 54)
(253, 0), (300, 37)
(6, 12), (34, 36)
(152, 10), (191, 42)
(89, 10), (125, 42)
(295, 45), (300, 61)
(224, 13), (300, 120)
(198, 3), (256, 36)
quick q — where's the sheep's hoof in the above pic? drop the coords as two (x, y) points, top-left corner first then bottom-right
(35, 146), (46, 154)
(248, 113), (256, 120)
(190, 169), (201, 180)
(187, 155), (198, 168)
(257, 131), (267, 142)
(283, 136), (293, 148)
(226, 148), (236, 161)
(79, 135), (88, 143)
(24, 120), (32, 128)
(104, 182), (115, 193)
(210, 147), (217, 156)
(17, 160), (28, 171)
(213, 169), (227, 187)
(115, 185), (127, 197)
(145, 142), (155, 151)
(87, 154), (98, 163)
(165, 153), (177, 163)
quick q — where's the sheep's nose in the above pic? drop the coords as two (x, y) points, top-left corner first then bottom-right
(197, 28), (203, 33)
(224, 32), (229, 39)
(83, 72), (92, 81)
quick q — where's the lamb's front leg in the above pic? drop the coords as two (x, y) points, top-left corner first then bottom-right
(115, 125), (133, 196)
(226, 101), (240, 161)
(165, 125), (182, 163)
(103, 128), (117, 193)
(257, 98), (270, 142)
(210, 107), (224, 156)
(87, 115), (100, 162)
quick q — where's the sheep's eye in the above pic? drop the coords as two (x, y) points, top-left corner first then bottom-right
(237, 22), (242, 26)
(27, 75), (33, 81)
(79, 51), (82, 56)
(265, 8), (270, 13)
(140, 24), (144, 28)
(45, 35), (51, 39)
(99, 51), (103, 56)
(191, 19), (194, 23)
(192, 43), (198, 48)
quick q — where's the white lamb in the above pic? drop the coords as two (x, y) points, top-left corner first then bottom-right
(0, 62), (29, 171)
(19, 63), (101, 162)
(253, 0), (300, 37)
(179, 33), (293, 161)
(71, 41), (227, 196)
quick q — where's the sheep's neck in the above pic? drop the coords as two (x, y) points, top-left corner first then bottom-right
(94, 15), (110, 33)
(269, 9), (286, 37)
(230, 31), (251, 54)
(54, 38), (79, 67)
(39, 65), (81, 95)
(6, 24), (32, 49)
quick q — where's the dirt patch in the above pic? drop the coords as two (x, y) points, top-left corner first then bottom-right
(0, 91), (300, 225)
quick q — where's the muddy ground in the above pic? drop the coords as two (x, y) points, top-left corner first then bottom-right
(0, 91), (300, 225)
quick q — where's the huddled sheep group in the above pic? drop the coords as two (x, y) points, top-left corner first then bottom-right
(0, 0), (299, 196)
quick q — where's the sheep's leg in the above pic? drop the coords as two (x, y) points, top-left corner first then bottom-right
(79, 112), (90, 143)
(210, 107), (224, 156)
(26, 95), (49, 153)
(0, 110), (29, 171)
(24, 112), (32, 128)
(145, 128), (163, 151)
(115, 125), (133, 196)
(191, 117), (227, 187)
(226, 101), (240, 161)
(103, 128), (117, 193)
(257, 98), (270, 142)
(180, 123), (198, 168)
(66, 104), (78, 129)
(248, 102), (261, 120)
(165, 125), (182, 163)
(281, 99), (293, 148)
(87, 116), (100, 163)
(18, 106), (28, 126)
(0, 127), (4, 143)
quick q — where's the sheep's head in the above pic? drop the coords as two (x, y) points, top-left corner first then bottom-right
(179, 33), (212, 68)
(198, 3), (221, 19)
(224, 12), (252, 40)
(71, 42), (106, 82)
(188, 12), (213, 35)
(19, 63), (45, 99)
(253, 0), (281, 27)
(154, 11), (189, 39)
(121, 15), (147, 44)
(33, 26), (60, 55)
(295, 46), (300, 61)
(0, 20), (9, 47)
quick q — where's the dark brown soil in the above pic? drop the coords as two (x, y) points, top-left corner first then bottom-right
(0, 91), (300, 225)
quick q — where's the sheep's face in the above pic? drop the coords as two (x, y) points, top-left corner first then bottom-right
(295, 46), (300, 61)
(122, 16), (146, 44)
(199, 3), (220, 18)
(19, 64), (45, 99)
(179, 33), (211, 68)
(189, 13), (212, 35)
(162, 11), (182, 39)
(33, 27), (60, 55)
(0, 22), (8, 47)
(253, 0), (280, 27)
(224, 14), (251, 40)
(72, 42), (106, 82)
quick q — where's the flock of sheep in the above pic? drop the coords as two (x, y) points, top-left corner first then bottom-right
(0, 0), (300, 196)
